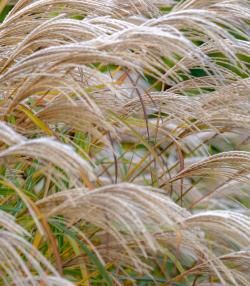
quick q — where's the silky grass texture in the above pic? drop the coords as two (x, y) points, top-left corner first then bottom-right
(0, 0), (250, 285)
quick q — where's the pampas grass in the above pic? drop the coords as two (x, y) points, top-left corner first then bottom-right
(0, 0), (249, 285)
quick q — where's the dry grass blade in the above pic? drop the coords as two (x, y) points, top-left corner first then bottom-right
(0, 122), (95, 188)
(36, 183), (250, 285)
(171, 151), (250, 182)
(0, 210), (73, 286)
(0, 121), (25, 146)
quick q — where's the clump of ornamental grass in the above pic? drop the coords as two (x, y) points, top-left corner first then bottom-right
(0, 0), (250, 285)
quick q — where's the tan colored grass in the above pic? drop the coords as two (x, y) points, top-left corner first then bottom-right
(0, 0), (250, 285)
